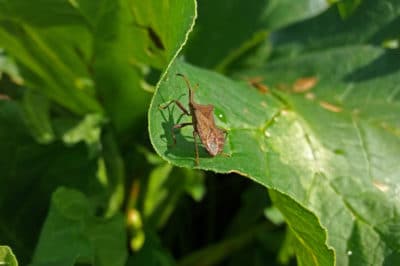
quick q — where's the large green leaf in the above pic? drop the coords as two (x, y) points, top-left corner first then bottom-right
(237, 44), (400, 264)
(149, 1), (400, 264)
(228, 0), (400, 74)
(0, 101), (101, 265)
(0, 3), (100, 115)
(0, 0), (197, 132)
(184, 0), (329, 70)
(149, 43), (400, 265)
(87, 0), (196, 132)
(271, 0), (400, 56)
(31, 187), (127, 266)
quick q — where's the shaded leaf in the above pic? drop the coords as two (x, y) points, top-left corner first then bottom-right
(271, 0), (400, 56)
(0, 0), (197, 132)
(0, 101), (101, 265)
(21, 89), (54, 144)
(336, 0), (363, 19)
(0, 15), (101, 115)
(31, 187), (127, 266)
(185, 0), (329, 69)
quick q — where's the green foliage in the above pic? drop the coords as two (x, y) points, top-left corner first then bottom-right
(0, 246), (18, 266)
(31, 188), (127, 266)
(1, 0), (399, 265)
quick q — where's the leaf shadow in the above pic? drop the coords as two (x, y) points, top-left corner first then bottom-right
(343, 50), (400, 82)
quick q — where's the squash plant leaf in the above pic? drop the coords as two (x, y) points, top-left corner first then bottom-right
(149, 42), (400, 265)
(31, 187), (127, 266)
(0, 101), (102, 265)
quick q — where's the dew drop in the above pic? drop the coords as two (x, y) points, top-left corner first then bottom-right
(347, 250), (352, 256)
(264, 130), (271, 138)
(214, 107), (227, 123)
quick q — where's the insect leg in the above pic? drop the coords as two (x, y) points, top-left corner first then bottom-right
(170, 122), (193, 146)
(159, 100), (190, 116)
(220, 129), (231, 158)
(222, 129), (228, 138)
(193, 130), (200, 166)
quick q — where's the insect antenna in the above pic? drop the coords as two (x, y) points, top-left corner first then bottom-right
(177, 73), (195, 103)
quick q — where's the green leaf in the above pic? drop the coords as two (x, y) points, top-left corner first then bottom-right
(0, 50), (23, 85)
(149, 46), (400, 265)
(21, 89), (55, 144)
(0, 101), (101, 265)
(61, 113), (105, 154)
(336, 0), (363, 19)
(184, 0), (329, 69)
(0, 1), (84, 26)
(150, 59), (283, 169)
(32, 187), (127, 266)
(269, 190), (334, 266)
(0, 0), (197, 132)
(0, 14), (101, 115)
(264, 206), (285, 226)
(79, 0), (197, 132)
(0, 246), (18, 266)
(271, 0), (400, 56)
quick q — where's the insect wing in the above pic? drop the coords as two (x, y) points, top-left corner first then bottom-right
(193, 104), (224, 156)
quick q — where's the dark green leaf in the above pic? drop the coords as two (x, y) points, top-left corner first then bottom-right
(336, 0), (363, 19)
(0, 0), (197, 132)
(0, 101), (101, 265)
(21, 89), (54, 144)
(0, 18), (101, 115)
(80, 0), (197, 131)
(185, 0), (329, 69)
(31, 187), (127, 266)
(271, 0), (400, 56)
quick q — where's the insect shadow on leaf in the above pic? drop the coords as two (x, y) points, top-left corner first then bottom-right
(159, 94), (195, 158)
(159, 73), (228, 166)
